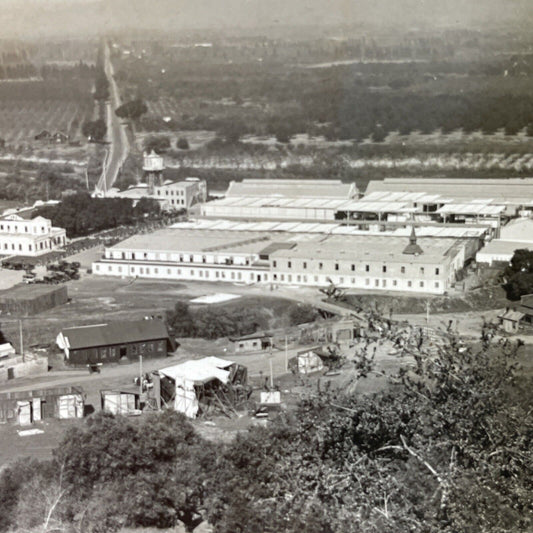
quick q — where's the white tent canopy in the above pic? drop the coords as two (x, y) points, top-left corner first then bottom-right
(159, 357), (234, 385)
(158, 357), (235, 418)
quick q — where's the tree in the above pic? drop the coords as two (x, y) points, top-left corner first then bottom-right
(93, 70), (110, 101)
(115, 99), (148, 122)
(207, 331), (532, 533)
(0, 325), (8, 345)
(0, 458), (54, 532)
(54, 411), (216, 532)
(82, 119), (107, 142)
(288, 303), (319, 325)
(177, 136), (190, 150)
(134, 197), (161, 217)
(371, 124), (387, 142)
(503, 249), (533, 300)
(167, 301), (196, 337)
(143, 135), (171, 154)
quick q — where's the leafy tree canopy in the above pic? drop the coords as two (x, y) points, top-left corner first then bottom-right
(1, 327), (531, 533)
(115, 99), (148, 122)
(143, 134), (171, 154)
(503, 249), (533, 300)
(82, 119), (107, 142)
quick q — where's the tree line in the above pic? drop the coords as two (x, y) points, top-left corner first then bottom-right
(36, 192), (161, 238)
(167, 300), (318, 340)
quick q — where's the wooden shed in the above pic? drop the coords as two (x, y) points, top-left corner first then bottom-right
(0, 385), (84, 425)
(56, 319), (178, 366)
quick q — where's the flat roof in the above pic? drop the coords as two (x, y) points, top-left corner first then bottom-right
(270, 235), (462, 264)
(437, 204), (505, 216)
(477, 240), (533, 257)
(499, 218), (533, 242)
(366, 178), (533, 204)
(170, 219), (486, 238)
(361, 191), (449, 203)
(111, 228), (289, 255)
(205, 196), (349, 209)
(226, 179), (356, 199)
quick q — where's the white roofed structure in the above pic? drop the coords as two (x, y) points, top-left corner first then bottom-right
(225, 178), (357, 199)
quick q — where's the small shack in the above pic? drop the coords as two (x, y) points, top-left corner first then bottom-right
(0, 284), (68, 316)
(230, 332), (272, 354)
(56, 319), (178, 366)
(517, 294), (533, 327)
(100, 389), (141, 416)
(0, 350), (48, 383)
(498, 309), (524, 333)
(153, 357), (249, 418)
(289, 347), (325, 375)
(0, 385), (84, 425)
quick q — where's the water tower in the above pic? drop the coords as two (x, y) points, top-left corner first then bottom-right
(142, 150), (165, 193)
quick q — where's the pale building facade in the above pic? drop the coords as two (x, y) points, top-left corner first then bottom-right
(92, 226), (467, 295)
(0, 215), (66, 256)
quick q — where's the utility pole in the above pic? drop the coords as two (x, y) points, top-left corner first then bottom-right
(19, 320), (24, 361)
(426, 300), (430, 326)
(269, 339), (274, 388)
(139, 355), (143, 397)
(284, 334), (288, 372)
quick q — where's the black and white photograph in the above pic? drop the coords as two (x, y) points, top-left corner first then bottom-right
(0, 1), (532, 531)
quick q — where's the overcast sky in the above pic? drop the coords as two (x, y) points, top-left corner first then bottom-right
(2, 0), (532, 38)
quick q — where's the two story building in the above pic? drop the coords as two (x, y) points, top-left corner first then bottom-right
(0, 215), (66, 256)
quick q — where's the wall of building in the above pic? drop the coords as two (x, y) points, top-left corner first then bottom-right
(67, 339), (168, 366)
(270, 254), (452, 294)
(201, 204), (339, 221)
(234, 338), (268, 353)
(92, 235), (466, 296)
(0, 216), (66, 256)
(0, 388), (83, 425)
(0, 285), (68, 316)
(0, 354), (48, 382)
(93, 256), (456, 294)
(94, 260), (266, 284)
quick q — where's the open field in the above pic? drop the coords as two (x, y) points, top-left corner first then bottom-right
(0, 100), (93, 146)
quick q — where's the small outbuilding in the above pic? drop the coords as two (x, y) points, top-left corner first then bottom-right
(100, 389), (141, 416)
(498, 309), (525, 333)
(0, 350), (49, 383)
(289, 347), (325, 375)
(56, 319), (177, 366)
(0, 385), (84, 425)
(230, 332), (272, 354)
(0, 284), (68, 316)
(517, 294), (533, 326)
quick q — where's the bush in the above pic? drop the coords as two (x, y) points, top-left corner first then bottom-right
(503, 249), (533, 300)
(176, 137), (190, 150)
(143, 135), (171, 154)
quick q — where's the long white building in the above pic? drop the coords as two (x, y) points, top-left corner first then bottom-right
(0, 215), (66, 256)
(201, 179), (357, 221)
(92, 224), (471, 295)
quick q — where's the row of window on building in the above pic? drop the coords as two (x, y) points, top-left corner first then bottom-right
(157, 189), (185, 196)
(273, 260), (440, 276)
(96, 263), (440, 289)
(117, 252), (245, 266)
(87, 341), (166, 360)
(0, 224), (47, 234)
(1, 240), (53, 252)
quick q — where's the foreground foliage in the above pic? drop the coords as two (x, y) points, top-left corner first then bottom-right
(0, 330), (531, 533)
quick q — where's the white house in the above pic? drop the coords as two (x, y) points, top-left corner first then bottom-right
(0, 215), (66, 256)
